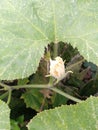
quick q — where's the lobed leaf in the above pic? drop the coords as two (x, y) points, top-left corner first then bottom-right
(21, 89), (48, 112)
(0, 0), (98, 80)
(27, 96), (98, 130)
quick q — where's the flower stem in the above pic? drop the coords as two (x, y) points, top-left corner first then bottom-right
(0, 82), (82, 103)
(0, 82), (11, 90)
(7, 89), (12, 105)
(0, 92), (8, 100)
(54, 42), (58, 58)
(50, 87), (82, 103)
(11, 84), (49, 90)
(11, 84), (82, 103)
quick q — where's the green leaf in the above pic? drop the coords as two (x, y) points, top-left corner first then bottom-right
(11, 119), (20, 130)
(18, 78), (29, 85)
(80, 80), (98, 96)
(21, 89), (48, 112)
(52, 92), (68, 107)
(27, 96), (98, 130)
(0, 0), (98, 80)
(0, 0), (50, 80)
(0, 100), (10, 130)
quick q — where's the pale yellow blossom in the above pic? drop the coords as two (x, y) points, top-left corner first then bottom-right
(49, 56), (65, 80)
(46, 56), (73, 84)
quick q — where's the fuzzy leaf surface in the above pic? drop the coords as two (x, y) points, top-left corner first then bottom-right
(28, 96), (98, 130)
(0, 0), (98, 80)
(21, 89), (48, 112)
(0, 100), (10, 130)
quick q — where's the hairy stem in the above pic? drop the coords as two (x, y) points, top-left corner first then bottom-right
(54, 42), (58, 58)
(7, 89), (12, 105)
(0, 82), (11, 90)
(12, 84), (49, 90)
(0, 82), (82, 103)
(50, 87), (82, 103)
(0, 92), (8, 100)
(12, 84), (81, 103)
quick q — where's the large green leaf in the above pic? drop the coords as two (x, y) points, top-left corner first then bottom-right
(0, 0), (98, 80)
(0, 100), (10, 130)
(0, 0), (50, 80)
(27, 96), (98, 130)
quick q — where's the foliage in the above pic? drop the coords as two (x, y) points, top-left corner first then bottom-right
(28, 96), (98, 130)
(0, 0), (98, 80)
(21, 88), (48, 112)
(0, 0), (98, 130)
(0, 100), (10, 130)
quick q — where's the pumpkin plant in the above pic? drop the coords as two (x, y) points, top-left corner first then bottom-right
(0, 0), (98, 129)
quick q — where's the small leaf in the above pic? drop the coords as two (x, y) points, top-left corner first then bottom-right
(21, 89), (48, 112)
(11, 119), (20, 130)
(18, 78), (29, 85)
(27, 96), (98, 130)
(0, 100), (10, 130)
(52, 93), (68, 107)
(80, 80), (98, 96)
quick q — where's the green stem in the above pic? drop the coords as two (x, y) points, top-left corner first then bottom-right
(0, 82), (11, 90)
(66, 59), (85, 71)
(0, 92), (8, 100)
(50, 87), (82, 103)
(7, 89), (12, 105)
(0, 88), (5, 91)
(11, 84), (81, 103)
(54, 42), (58, 58)
(11, 84), (49, 90)
(0, 82), (12, 104)
(0, 82), (82, 103)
